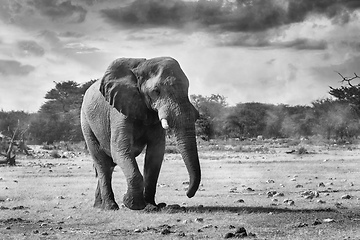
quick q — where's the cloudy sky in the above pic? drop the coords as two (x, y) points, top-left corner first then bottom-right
(0, 0), (360, 112)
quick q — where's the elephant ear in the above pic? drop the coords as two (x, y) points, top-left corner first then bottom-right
(99, 58), (148, 120)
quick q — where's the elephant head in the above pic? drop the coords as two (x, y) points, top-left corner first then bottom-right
(99, 57), (201, 198)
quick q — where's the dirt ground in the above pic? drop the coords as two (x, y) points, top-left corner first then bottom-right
(1, 142), (360, 239)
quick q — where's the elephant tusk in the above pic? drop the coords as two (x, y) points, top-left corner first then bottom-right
(161, 119), (169, 130)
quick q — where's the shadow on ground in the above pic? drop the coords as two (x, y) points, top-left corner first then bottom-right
(158, 204), (337, 214)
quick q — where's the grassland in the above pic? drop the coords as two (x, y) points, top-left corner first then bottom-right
(1, 139), (360, 239)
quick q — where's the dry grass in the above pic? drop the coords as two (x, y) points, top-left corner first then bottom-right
(1, 141), (360, 239)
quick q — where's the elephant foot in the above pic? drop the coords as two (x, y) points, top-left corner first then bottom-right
(93, 200), (102, 209)
(102, 201), (119, 210)
(94, 199), (119, 210)
(123, 192), (146, 210)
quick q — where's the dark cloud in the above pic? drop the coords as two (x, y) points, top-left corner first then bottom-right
(59, 31), (85, 38)
(0, 60), (35, 76)
(17, 40), (45, 57)
(218, 32), (328, 50)
(78, 0), (112, 6)
(100, 0), (360, 32)
(28, 0), (87, 23)
(279, 38), (328, 50)
(217, 32), (272, 47)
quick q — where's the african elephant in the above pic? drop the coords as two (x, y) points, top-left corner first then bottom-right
(80, 57), (201, 210)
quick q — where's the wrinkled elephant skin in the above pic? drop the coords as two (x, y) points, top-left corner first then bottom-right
(81, 57), (201, 210)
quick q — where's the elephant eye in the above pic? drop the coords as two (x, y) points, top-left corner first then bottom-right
(153, 88), (160, 97)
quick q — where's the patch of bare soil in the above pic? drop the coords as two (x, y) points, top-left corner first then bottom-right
(1, 144), (360, 239)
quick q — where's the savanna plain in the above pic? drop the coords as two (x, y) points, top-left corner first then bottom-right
(1, 138), (360, 240)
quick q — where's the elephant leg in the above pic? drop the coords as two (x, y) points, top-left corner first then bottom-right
(94, 173), (102, 208)
(111, 153), (145, 210)
(143, 125), (166, 206)
(93, 161), (118, 210)
(82, 119), (119, 210)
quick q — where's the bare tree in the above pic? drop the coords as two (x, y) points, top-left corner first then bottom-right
(0, 120), (30, 165)
(336, 72), (360, 87)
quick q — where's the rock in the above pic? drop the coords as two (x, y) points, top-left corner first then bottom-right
(301, 190), (319, 199)
(283, 199), (295, 205)
(178, 232), (186, 237)
(290, 178), (296, 181)
(295, 222), (308, 228)
(235, 227), (247, 235)
(230, 187), (238, 193)
(224, 232), (235, 238)
(201, 224), (213, 229)
(335, 202), (347, 209)
(274, 192), (284, 197)
(323, 218), (335, 223)
(266, 179), (275, 183)
(195, 218), (204, 223)
(267, 191), (277, 197)
(318, 182), (325, 187)
(295, 184), (303, 188)
(341, 194), (351, 199)
(317, 200), (326, 204)
(246, 187), (255, 192)
(235, 199), (245, 203)
(312, 219), (322, 225)
(160, 228), (171, 235)
(134, 229), (141, 233)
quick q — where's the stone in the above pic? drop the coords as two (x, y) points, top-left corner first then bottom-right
(341, 194), (351, 199)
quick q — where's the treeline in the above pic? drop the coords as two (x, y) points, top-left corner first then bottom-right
(192, 95), (360, 141)
(0, 80), (96, 144)
(0, 80), (360, 144)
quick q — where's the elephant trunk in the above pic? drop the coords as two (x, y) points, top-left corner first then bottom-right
(174, 124), (201, 198)
(158, 99), (201, 198)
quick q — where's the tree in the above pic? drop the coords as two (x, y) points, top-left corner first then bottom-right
(28, 80), (96, 144)
(329, 72), (360, 113)
(312, 98), (360, 140)
(223, 102), (269, 138)
(190, 94), (228, 139)
(0, 120), (30, 165)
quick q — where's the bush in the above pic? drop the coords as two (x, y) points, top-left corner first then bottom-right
(50, 150), (61, 158)
(297, 147), (308, 154)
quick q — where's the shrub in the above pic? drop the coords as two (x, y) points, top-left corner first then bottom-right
(297, 147), (308, 154)
(50, 150), (61, 158)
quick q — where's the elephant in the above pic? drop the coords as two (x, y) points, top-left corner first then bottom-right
(80, 57), (201, 210)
